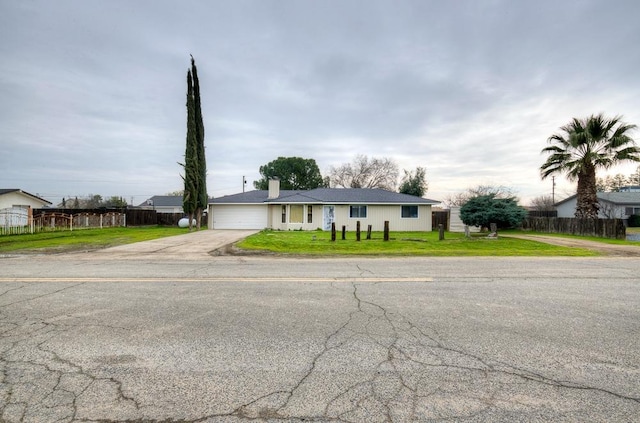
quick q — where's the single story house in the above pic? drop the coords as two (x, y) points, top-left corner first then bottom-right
(138, 195), (215, 214)
(208, 180), (439, 231)
(0, 189), (51, 210)
(0, 189), (52, 227)
(555, 192), (640, 220)
(137, 196), (185, 213)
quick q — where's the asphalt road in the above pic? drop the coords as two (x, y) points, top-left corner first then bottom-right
(1, 231), (639, 422)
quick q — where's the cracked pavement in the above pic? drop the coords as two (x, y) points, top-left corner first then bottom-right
(1, 252), (639, 422)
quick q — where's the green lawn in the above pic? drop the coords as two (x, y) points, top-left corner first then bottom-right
(0, 226), (189, 254)
(3, 226), (635, 257)
(236, 229), (599, 257)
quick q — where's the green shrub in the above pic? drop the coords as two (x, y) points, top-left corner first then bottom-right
(460, 194), (527, 230)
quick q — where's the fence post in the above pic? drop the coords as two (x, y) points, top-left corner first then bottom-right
(384, 221), (389, 241)
(342, 225), (346, 240)
(331, 222), (336, 242)
(366, 225), (372, 240)
(356, 221), (361, 241)
(438, 224), (445, 241)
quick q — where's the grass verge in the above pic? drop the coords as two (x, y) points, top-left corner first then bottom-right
(0, 226), (190, 254)
(236, 230), (599, 257)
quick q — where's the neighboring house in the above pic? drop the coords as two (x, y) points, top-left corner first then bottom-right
(0, 189), (51, 210)
(208, 179), (439, 231)
(137, 196), (185, 214)
(137, 195), (216, 214)
(0, 189), (52, 227)
(555, 192), (640, 220)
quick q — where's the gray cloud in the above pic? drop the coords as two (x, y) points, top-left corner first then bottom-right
(1, 0), (639, 205)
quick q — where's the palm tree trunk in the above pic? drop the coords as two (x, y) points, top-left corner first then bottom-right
(575, 165), (599, 219)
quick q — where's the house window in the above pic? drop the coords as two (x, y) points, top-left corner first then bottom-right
(281, 205), (287, 223)
(401, 205), (419, 218)
(307, 205), (313, 223)
(289, 205), (303, 223)
(625, 207), (640, 215)
(350, 205), (367, 218)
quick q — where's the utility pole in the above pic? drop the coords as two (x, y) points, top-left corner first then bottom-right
(552, 176), (556, 204)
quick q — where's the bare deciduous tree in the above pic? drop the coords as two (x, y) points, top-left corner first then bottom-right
(630, 165), (640, 186)
(444, 185), (516, 207)
(596, 174), (630, 192)
(529, 195), (555, 211)
(328, 155), (399, 191)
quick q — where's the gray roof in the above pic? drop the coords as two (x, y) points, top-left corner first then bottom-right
(212, 188), (439, 205)
(210, 190), (300, 204)
(597, 192), (640, 205)
(138, 196), (183, 207)
(555, 191), (640, 206)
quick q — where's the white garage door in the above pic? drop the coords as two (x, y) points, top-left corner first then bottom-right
(212, 205), (268, 229)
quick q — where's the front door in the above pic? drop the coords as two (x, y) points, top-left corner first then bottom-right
(323, 205), (335, 231)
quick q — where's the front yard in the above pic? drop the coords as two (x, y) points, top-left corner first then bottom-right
(0, 226), (189, 254)
(236, 230), (599, 257)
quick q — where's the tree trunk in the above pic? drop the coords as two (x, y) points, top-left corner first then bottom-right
(195, 208), (202, 231)
(575, 165), (599, 219)
(188, 212), (194, 231)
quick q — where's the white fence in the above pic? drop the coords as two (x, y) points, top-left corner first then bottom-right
(0, 208), (31, 235)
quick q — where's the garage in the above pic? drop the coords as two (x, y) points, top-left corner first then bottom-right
(209, 204), (268, 230)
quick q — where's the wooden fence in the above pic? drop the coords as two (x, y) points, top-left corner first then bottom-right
(125, 210), (185, 226)
(1, 209), (128, 235)
(1, 207), (190, 236)
(527, 210), (558, 218)
(432, 211), (449, 230)
(34, 211), (126, 231)
(522, 217), (626, 239)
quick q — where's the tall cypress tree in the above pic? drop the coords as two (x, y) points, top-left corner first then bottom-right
(191, 56), (207, 230)
(181, 56), (207, 231)
(182, 69), (198, 230)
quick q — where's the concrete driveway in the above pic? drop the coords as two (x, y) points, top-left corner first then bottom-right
(74, 229), (258, 260)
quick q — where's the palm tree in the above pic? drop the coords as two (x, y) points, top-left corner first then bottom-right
(541, 114), (639, 219)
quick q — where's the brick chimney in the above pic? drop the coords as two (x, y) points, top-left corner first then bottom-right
(268, 179), (280, 199)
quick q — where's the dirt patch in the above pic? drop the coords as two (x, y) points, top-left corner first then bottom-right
(209, 243), (277, 257)
(505, 234), (640, 257)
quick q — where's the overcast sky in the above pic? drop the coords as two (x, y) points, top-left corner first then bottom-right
(2, 0), (639, 207)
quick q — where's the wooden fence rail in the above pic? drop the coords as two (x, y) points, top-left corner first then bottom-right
(522, 217), (626, 239)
